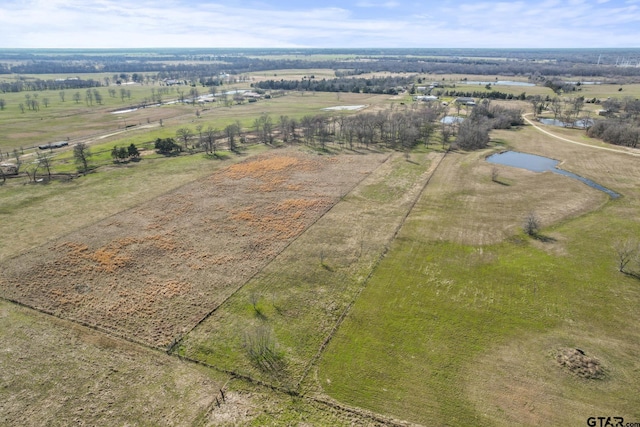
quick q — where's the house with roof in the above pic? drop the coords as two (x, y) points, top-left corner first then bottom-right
(455, 97), (476, 106)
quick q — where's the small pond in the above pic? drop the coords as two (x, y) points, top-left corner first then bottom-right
(441, 116), (464, 124)
(539, 118), (594, 128)
(486, 151), (620, 198)
(459, 80), (535, 87)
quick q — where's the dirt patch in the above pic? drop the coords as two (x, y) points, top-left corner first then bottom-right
(555, 347), (605, 379)
(0, 148), (387, 348)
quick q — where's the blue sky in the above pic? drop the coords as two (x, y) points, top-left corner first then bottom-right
(1, 0), (639, 48)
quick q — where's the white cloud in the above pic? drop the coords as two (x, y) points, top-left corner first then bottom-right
(0, 0), (639, 48)
(356, 1), (401, 8)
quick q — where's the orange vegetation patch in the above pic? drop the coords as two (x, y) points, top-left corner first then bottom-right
(0, 148), (388, 347)
(230, 198), (331, 239)
(219, 154), (319, 192)
(222, 156), (312, 179)
(55, 235), (175, 273)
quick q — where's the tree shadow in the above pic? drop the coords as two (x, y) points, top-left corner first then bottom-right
(253, 308), (267, 321)
(622, 270), (640, 280)
(533, 233), (557, 243)
(321, 262), (335, 272)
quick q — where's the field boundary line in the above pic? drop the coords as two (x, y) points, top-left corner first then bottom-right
(171, 350), (417, 427)
(295, 149), (449, 392)
(167, 150), (395, 354)
(0, 294), (169, 353)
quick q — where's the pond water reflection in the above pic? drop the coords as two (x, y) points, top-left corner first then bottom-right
(486, 151), (620, 198)
(539, 118), (594, 128)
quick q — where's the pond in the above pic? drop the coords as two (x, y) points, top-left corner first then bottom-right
(458, 80), (535, 87)
(322, 105), (366, 111)
(486, 151), (620, 198)
(539, 118), (594, 128)
(441, 116), (464, 124)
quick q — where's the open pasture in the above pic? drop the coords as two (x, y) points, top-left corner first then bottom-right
(0, 299), (228, 426)
(2, 63), (640, 426)
(0, 82), (391, 155)
(1, 298), (393, 426)
(179, 150), (443, 389)
(248, 68), (338, 82)
(317, 123), (640, 425)
(0, 148), (394, 348)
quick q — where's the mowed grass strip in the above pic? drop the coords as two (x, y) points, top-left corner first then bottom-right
(317, 131), (640, 425)
(178, 150), (443, 389)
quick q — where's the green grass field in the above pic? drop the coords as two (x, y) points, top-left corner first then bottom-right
(317, 125), (640, 425)
(2, 68), (640, 425)
(178, 150), (443, 390)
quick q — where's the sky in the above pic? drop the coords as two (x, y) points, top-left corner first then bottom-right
(1, 0), (639, 49)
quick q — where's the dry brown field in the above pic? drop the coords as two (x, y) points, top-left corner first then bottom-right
(0, 299), (227, 426)
(0, 148), (390, 349)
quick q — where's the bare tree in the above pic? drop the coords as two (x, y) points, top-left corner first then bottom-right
(25, 160), (39, 182)
(456, 116), (491, 150)
(254, 113), (274, 144)
(59, 91), (66, 102)
(225, 123), (239, 152)
(491, 166), (500, 183)
(37, 152), (53, 179)
(85, 89), (93, 106)
(529, 95), (543, 117)
(189, 87), (199, 104)
(614, 239), (638, 273)
(523, 211), (541, 236)
(549, 97), (562, 120)
(441, 121), (453, 149)
(176, 127), (194, 150)
(203, 126), (218, 155)
(279, 115), (290, 143)
(249, 291), (262, 315)
(12, 149), (22, 173)
(244, 325), (286, 374)
(93, 89), (103, 105)
(73, 142), (92, 174)
(195, 124), (203, 148)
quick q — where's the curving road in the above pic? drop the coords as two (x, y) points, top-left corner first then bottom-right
(522, 113), (640, 157)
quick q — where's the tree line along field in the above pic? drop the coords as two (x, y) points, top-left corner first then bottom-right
(2, 56), (640, 425)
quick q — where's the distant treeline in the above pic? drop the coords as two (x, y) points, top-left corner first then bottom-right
(1, 47), (639, 64)
(253, 76), (413, 94)
(436, 90), (528, 101)
(0, 78), (102, 93)
(2, 53), (640, 80)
